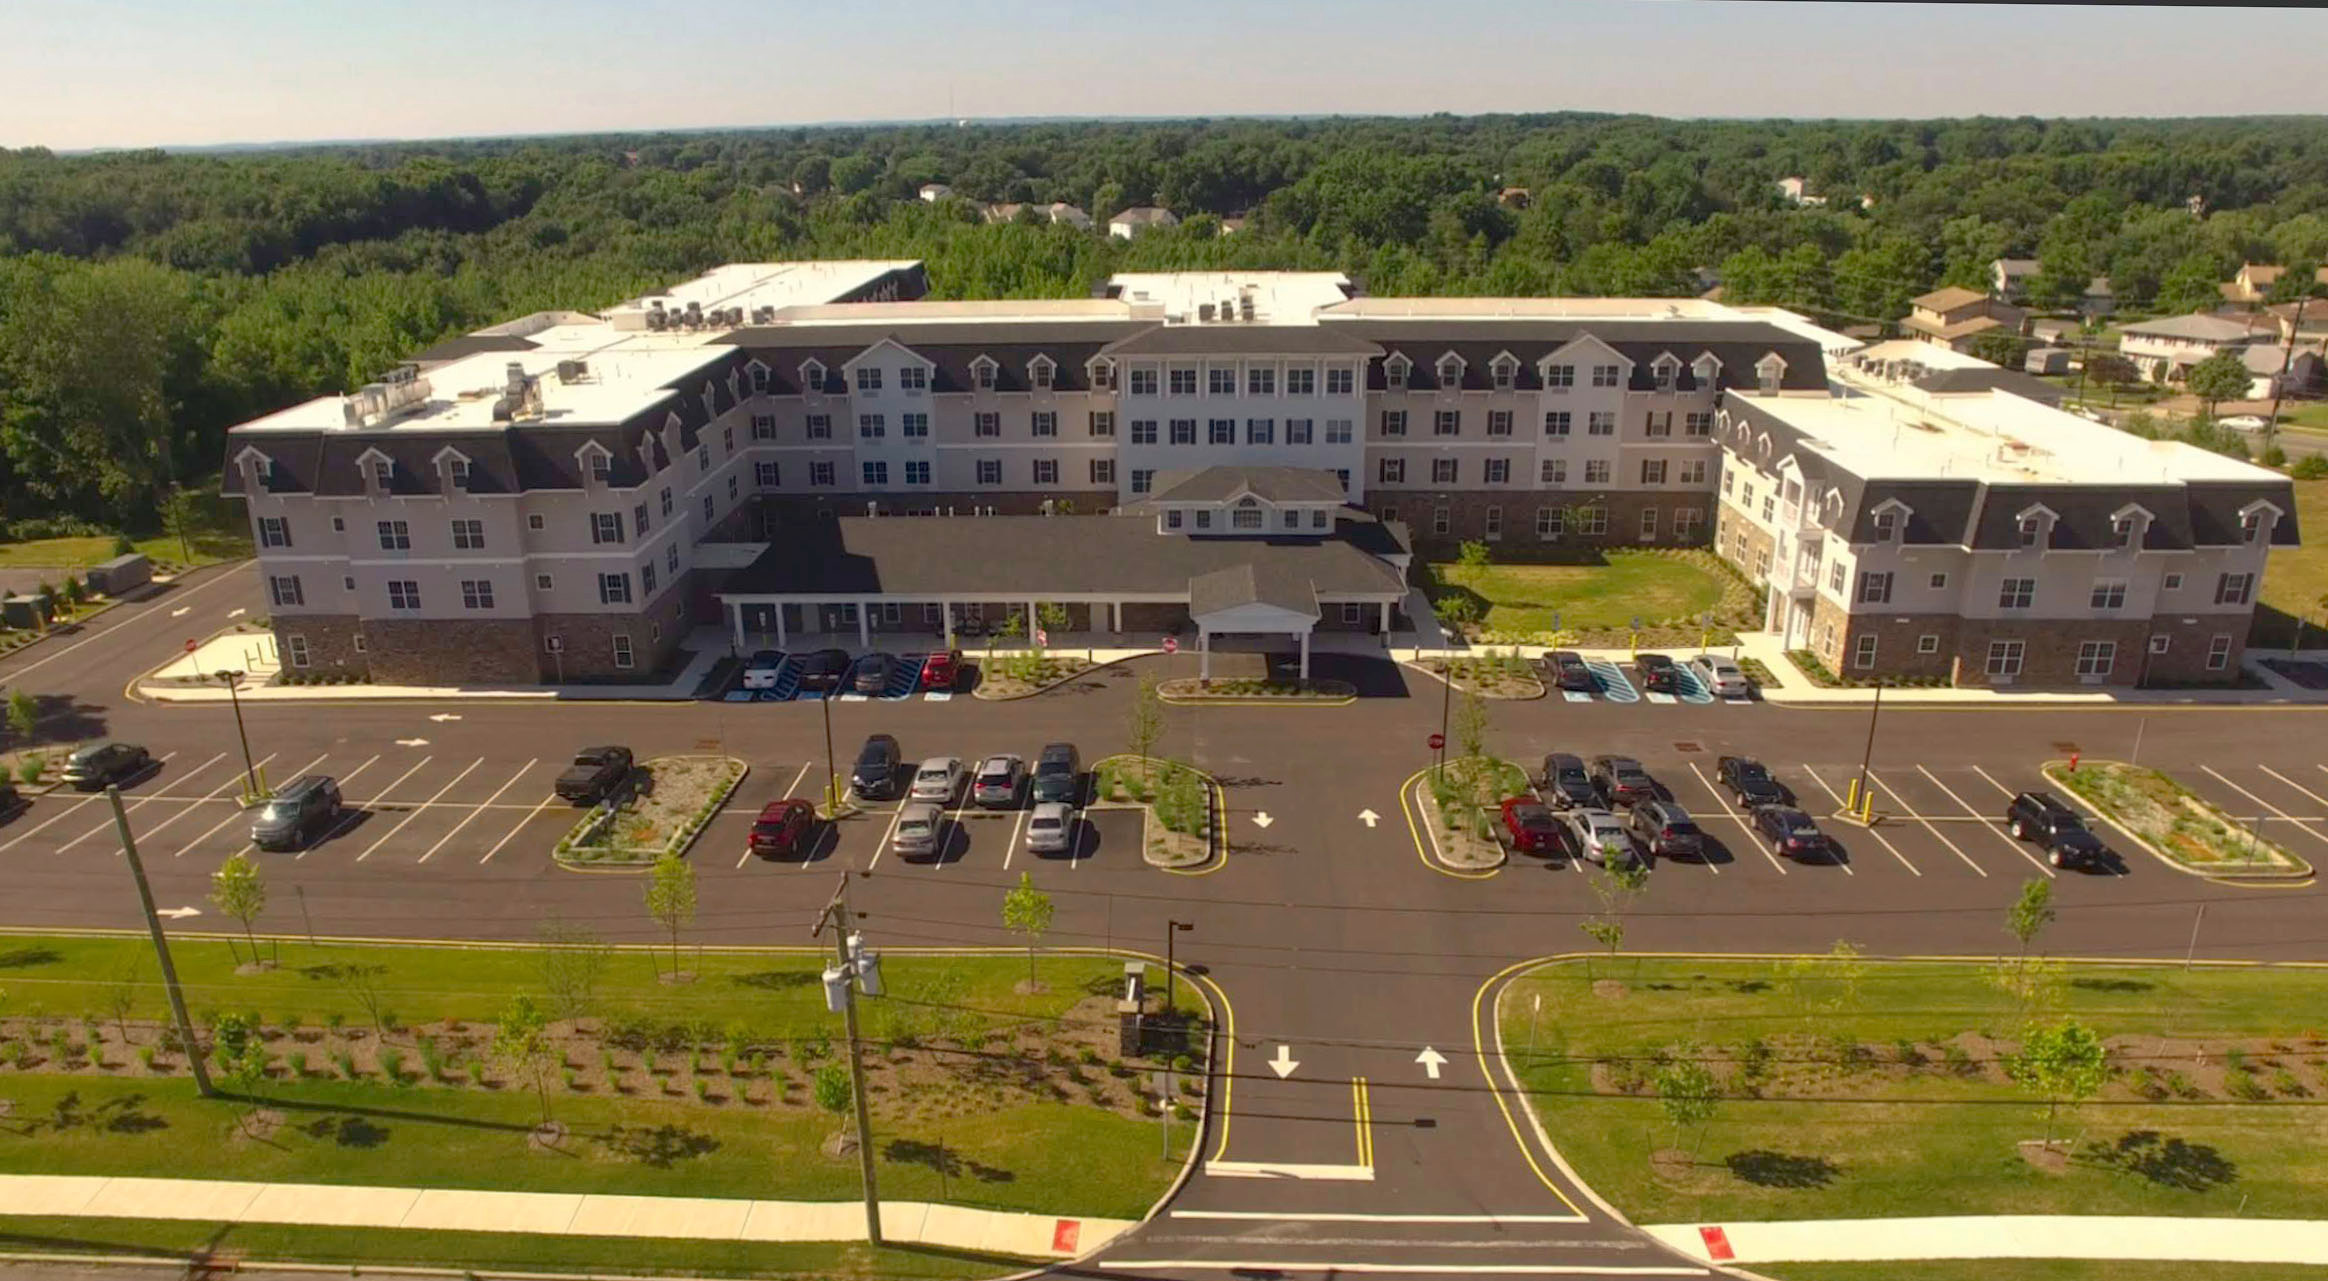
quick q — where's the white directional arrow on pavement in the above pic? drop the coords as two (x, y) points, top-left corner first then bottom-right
(227, 607), (246, 618)
(1358, 808), (1380, 828)
(1415, 1046), (1448, 1080)
(1267, 1045), (1300, 1078)
(428, 713), (462, 722)
(395, 738), (429, 747)
(156, 907), (202, 921)
(170, 607), (191, 618)
(1251, 812), (1274, 829)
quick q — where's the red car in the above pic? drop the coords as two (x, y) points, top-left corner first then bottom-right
(1499, 797), (1562, 855)
(747, 799), (817, 860)
(921, 649), (960, 691)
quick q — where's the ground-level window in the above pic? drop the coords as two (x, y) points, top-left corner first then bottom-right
(1674, 508), (1701, 540)
(2076, 640), (2116, 679)
(1432, 507), (1450, 535)
(1130, 470), (1153, 495)
(1484, 505), (1503, 540)
(286, 634), (310, 668)
(2206, 634), (2233, 671)
(1639, 508), (1658, 540)
(924, 604), (943, 625)
(2148, 634), (2170, 654)
(1537, 507), (1564, 539)
(1916, 633), (1939, 654)
(1092, 459), (1115, 485)
(1342, 604), (1363, 625)
(352, 633), (365, 654)
(1853, 634), (1878, 669)
(1985, 639), (2025, 678)
(612, 635), (634, 670)
(881, 603), (903, 625)
(1577, 507), (1609, 536)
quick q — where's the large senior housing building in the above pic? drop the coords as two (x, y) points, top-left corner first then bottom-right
(223, 261), (2295, 688)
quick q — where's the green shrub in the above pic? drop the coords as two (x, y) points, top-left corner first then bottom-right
(137, 1045), (157, 1073)
(378, 1047), (404, 1084)
(333, 1049), (356, 1079)
(2291, 454), (2328, 480)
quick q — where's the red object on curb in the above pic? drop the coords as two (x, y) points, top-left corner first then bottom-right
(2069, 752), (2081, 771)
(1428, 732), (1446, 751)
(1698, 1225), (1735, 1261)
(1051, 1219), (1081, 1254)
(184, 638), (198, 653)
(1163, 636), (1179, 655)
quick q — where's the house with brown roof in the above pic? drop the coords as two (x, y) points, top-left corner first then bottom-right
(2222, 262), (2328, 306)
(1901, 287), (2027, 354)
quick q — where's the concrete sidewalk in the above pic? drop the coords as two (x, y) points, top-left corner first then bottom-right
(0, 1172), (1131, 1261)
(1644, 1214), (2328, 1266)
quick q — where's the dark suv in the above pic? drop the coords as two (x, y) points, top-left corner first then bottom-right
(1633, 653), (1679, 694)
(1539, 650), (1595, 693)
(1030, 743), (1082, 805)
(61, 742), (152, 791)
(1627, 799), (1703, 860)
(2006, 791), (2108, 869)
(1538, 753), (1597, 809)
(1589, 755), (1658, 808)
(250, 775), (342, 851)
(1716, 755), (1786, 807)
(851, 734), (903, 800)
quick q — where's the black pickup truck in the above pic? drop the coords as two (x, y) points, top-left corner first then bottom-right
(556, 746), (634, 804)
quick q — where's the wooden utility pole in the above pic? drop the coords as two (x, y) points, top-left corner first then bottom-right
(110, 785), (212, 1096)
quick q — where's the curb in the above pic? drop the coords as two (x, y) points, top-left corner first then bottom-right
(1400, 766), (1509, 879)
(969, 649), (1151, 700)
(2041, 758), (2315, 885)
(1400, 659), (1547, 701)
(552, 757), (749, 872)
(1093, 756), (1224, 875)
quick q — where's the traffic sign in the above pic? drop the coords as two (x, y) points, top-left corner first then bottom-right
(184, 638), (197, 653)
(1163, 636), (1179, 654)
(1427, 732), (1445, 751)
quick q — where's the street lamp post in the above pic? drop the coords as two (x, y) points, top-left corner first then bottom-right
(1165, 919), (1193, 1016)
(1849, 679), (1883, 820)
(216, 669), (260, 801)
(819, 688), (841, 815)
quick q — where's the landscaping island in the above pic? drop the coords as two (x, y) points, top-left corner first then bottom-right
(1092, 755), (1216, 868)
(2044, 760), (2311, 878)
(555, 755), (747, 866)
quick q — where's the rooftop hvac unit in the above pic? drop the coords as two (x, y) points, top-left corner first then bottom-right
(1239, 296), (1256, 320)
(556, 360), (582, 383)
(1199, 302), (1216, 322)
(569, 358), (588, 380)
(646, 309), (668, 331)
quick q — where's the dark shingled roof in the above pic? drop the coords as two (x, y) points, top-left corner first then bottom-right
(1099, 326), (1382, 357)
(718, 513), (1407, 602)
(728, 322), (1145, 395)
(1188, 563), (1320, 619)
(1913, 368), (2066, 406)
(1146, 466), (1351, 505)
(1329, 319), (1828, 393)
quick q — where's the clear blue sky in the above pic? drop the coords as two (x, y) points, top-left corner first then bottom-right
(10, 0), (2328, 150)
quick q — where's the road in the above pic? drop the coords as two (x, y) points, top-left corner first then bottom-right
(6, 566), (2328, 1279)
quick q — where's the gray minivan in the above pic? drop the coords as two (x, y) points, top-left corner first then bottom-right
(251, 775), (342, 851)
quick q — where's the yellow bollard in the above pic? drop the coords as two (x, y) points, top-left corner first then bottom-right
(1858, 788), (1876, 824)
(1844, 777), (1860, 811)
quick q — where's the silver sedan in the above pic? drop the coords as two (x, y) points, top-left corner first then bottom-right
(891, 802), (944, 858)
(1025, 801), (1076, 854)
(909, 756), (967, 804)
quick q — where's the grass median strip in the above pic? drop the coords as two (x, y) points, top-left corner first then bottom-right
(556, 755), (747, 865)
(2045, 760), (2310, 876)
(1499, 958), (2328, 1226)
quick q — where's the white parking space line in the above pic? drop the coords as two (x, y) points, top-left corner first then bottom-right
(1918, 764), (2053, 877)
(356, 757), (482, 862)
(1790, 767), (1903, 878)
(416, 760), (537, 864)
(1968, 765), (2019, 800)
(1003, 805), (1028, 870)
(307, 754), (431, 859)
(936, 792), (973, 870)
(1, 751), (180, 854)
(173, 751), (332, 859)
(480, 792), (559, 864)
(1856, 769), (1982, 877)
(1685, 762), (1785, 875)
(2203, 766), (2328, 850)
(129, 753), (278, 846)
(737, 763), (815, 869)
(55, 752), (228, 852)
(866, 800), (909, 872)
(2260, 765), (2328, 813)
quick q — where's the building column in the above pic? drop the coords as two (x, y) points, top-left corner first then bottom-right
(1379, 600), (1392, 635)
(774, 602), (786, 648)
(1027, 599), (1039, 643)
(728, 600), (744, 652)
(942, 602), (954, 650)
(1199, 627), (1211, 680)
(1298, 629), (1311, 681)
(1111, 601), (1122, 634)
(858, 602), (871, 649)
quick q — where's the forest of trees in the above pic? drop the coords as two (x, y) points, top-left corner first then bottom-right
(8, 112), (2328, 531)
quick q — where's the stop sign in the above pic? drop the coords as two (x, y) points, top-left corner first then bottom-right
(1428, 732), (1446, 751)
(184, 638), (198, 654)
(1163, 636), (1179, 654)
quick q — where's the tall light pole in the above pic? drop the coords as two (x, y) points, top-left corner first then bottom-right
(1850, 679), (1883, 820)
(1165, 919), (1193, 1016)
(819, 688), (841, 816)
(216, 669), (260, 801)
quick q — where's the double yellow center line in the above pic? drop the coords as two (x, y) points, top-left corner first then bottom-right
(1350, 1076), (1375, 1168)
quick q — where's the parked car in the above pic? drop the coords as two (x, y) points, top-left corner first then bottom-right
(850, 734), (903, 800)
(1716, 755), (1787, 807)
(850, 652), (896, 695)
(1558, 808), (1643, 868)
(2006, 791), (2108, 869)
(891, 802), (944, 858)
(1025, 801), (1076, 855)
(1538, 753), (1597, 809)
(1689, 653), (1752, 699)
(249, 775), (341, 851)
(748, 799), (818, 860)
(0, 780), (22, 822)
(921, 650), (960, 691)
(61, 742), (152, 791)
(1627, 799), (1703, 860)
(1752, 805), (1831, 860)
(1539, 650), (1595, 693)
(740, 649), (788, 691)
(2221, 414), (2268, 433)
(909, 756), (967, 804)
(1589, 755), (1658, 808)
(555, 746), (633, 804)
(795, 648), (852, 691)
(972, 754), (1026, 808)
(1633, 652), (1679, 694)
(1030, 742), (1082, 805)
(1498, 797), (1563, 856)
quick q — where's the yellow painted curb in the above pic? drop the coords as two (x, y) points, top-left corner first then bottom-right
(1093, 755), (1229, 877)
(1399, 765), (1516, 880)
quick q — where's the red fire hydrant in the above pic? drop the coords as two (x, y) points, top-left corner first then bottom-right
(2069, 752), (2081, 772)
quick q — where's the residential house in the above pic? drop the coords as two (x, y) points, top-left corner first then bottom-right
(2221, 262), (2328, 306)
(917, 183), (954, 203)
(2081, 277), (2116, 319)
(1108, 207), (1179, 238)
(1901, 287), (2028, 354)
(2029, 319), (2079, 347)
(1776, 177), (1826, 207)
(2241, 345), (2326, 401)
(2118, 313), (2266, 383)
(1991, 258), (2041, 302)
(1497, 187), (1532, 210)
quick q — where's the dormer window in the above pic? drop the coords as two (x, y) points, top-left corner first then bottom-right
(1489, 354), (1518, 389)
(2114, 516), (2138, 548)
(971, 356), (998, 390)
(1652, 355), (1680, 390)
(448, 459), (471, 489)
(747, 360), (770, 392)
(1693, 355), (1722, 389)
(799, 359), (826, 391)
(1873, 510), (1899, 541)
(1088, 358), (1115, 390)
(371, 460), (394, 489)
(1435, 354), (1464, 391)
(1385, 354), (1411, 389)
(1755, 353), (1787, 394)
(1028, 355), (1055, 390)
(2243, 511), (2266, 544)
(2018, 517), (2043, 548)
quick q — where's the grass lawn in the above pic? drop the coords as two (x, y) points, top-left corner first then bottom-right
(1774, 1264), (2328, 1281)
(0, 495), (252, 573)
(1500, 959), (2328, 1226)
(0, 1216), (1023, 1279)
(1432, 551), (1732, 635)
(2255, 476), (2328, 648)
